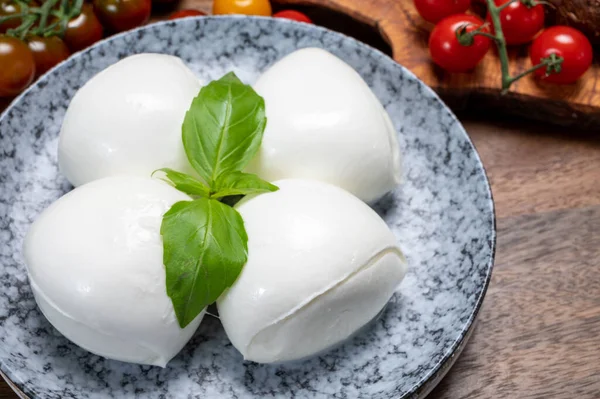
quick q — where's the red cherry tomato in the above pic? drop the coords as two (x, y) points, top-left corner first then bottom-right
(93, 0), (151, 32)
(413, 0), (471, 24)
(64, 4), (104, 52)
(530, 26), (593, 84)
(486, 0), (544, 45)
(429, 14), (491, 73)
(27, 36), (71, 77)
(168, 9), (206, 20)
(0, 35), (35, 97)
(273, 10), (312, 23)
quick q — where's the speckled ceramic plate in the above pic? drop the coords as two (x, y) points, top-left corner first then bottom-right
(0, 16), (495, 399)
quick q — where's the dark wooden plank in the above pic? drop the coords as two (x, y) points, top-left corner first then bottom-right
(0, 387), (14, 399)
(0, 385), (14, 399)
(463, 114), (600, 219)
(428, 205), (600, 398)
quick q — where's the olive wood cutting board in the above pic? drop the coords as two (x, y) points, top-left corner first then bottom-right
(269, 0), (600, 127)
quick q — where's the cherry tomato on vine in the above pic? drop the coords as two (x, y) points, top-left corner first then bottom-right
(64, 4), (104, 52)
(168, 9), (206, 20)
(413, 0), (471, 24)
(213, 0), (272, 16)
(486, 0), (544, 45)
(93, 0), (151, 32)
(273, 10), (312, 23)
(429, 14), (491, 73)
(0, 0), (24, 33)
(530, 26), (593, 84)
(0, 35), (35, 97)
(27, 36), (70, 77)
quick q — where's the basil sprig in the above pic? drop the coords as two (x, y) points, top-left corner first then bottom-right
(159, 72), (277, 328)
(182, 72), (267, 187)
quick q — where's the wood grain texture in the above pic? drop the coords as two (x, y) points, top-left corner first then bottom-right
(462, 115), (600, 218)
(428, 205), (600, 398)
(2, 1), (600, 397)
(428, 116), (600, 398)
(0, 373), (24, 399)
(276, 0), (600, 127)
(0, 385), (13, 399)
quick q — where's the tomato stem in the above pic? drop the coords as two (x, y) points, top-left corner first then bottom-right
(470, 31), (498, 42)
(456, 24), (475, 46)
(4, 0), (83, 40)
(532, 0), (556, 9)
(527, 0), (554, 8)
(497, 0), (519, 11)
(0, 13), (27, 24)
(485, 0), (512, 90)
(519, 0), (536, 8)
(67, 0), (83, 20)
(505, 55), (563, 86)
(458, 22), (497, 46)
(484, 0), (563, 92)
(540, 53), (563, 75)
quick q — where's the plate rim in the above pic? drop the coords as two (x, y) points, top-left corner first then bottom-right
(0, 15), (497, 399)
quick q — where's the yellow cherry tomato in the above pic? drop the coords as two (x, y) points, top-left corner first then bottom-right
(213, 0), (272, 16)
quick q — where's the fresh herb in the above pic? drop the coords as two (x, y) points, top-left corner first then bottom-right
(212, 171), (278, 199)
(160, 72), (277, 328)
(182, 72), (268, 187)
(154, 168), (210, 198)
(161, 198), (247, 328)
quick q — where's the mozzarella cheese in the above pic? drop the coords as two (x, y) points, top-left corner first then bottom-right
(58, 53), (202, 187)
(23, 176), (204, 367)
(247, 48), (402, 203)
(217, 179), (407, 363)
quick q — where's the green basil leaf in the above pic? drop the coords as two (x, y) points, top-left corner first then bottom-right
(212, 171), (278, 199)
(162, 198), (248, 328)
(153, 168), (210, 197)
(182, 72), (267, 186)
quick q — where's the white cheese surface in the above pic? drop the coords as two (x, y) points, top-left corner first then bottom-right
(58, 53), (201, 187)
(23, 176), (203, 367)
(248, 48), (402, 203)
(218, 179), (407, 363)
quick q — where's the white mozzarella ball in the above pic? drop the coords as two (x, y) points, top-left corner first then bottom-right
(58, 54), (201, 187)
(23, 176), (204, 367)
(217, 179), (406, 363)
(248, 48), (402, 203)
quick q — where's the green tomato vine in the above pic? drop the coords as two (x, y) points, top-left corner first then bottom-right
(0, 0), (83, 40)
(457, 0), (564, 92)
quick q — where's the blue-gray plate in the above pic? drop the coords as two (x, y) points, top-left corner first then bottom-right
(0, 16), (495, 399)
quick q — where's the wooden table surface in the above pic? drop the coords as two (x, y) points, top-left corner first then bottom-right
(2, 2), (600, 397)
